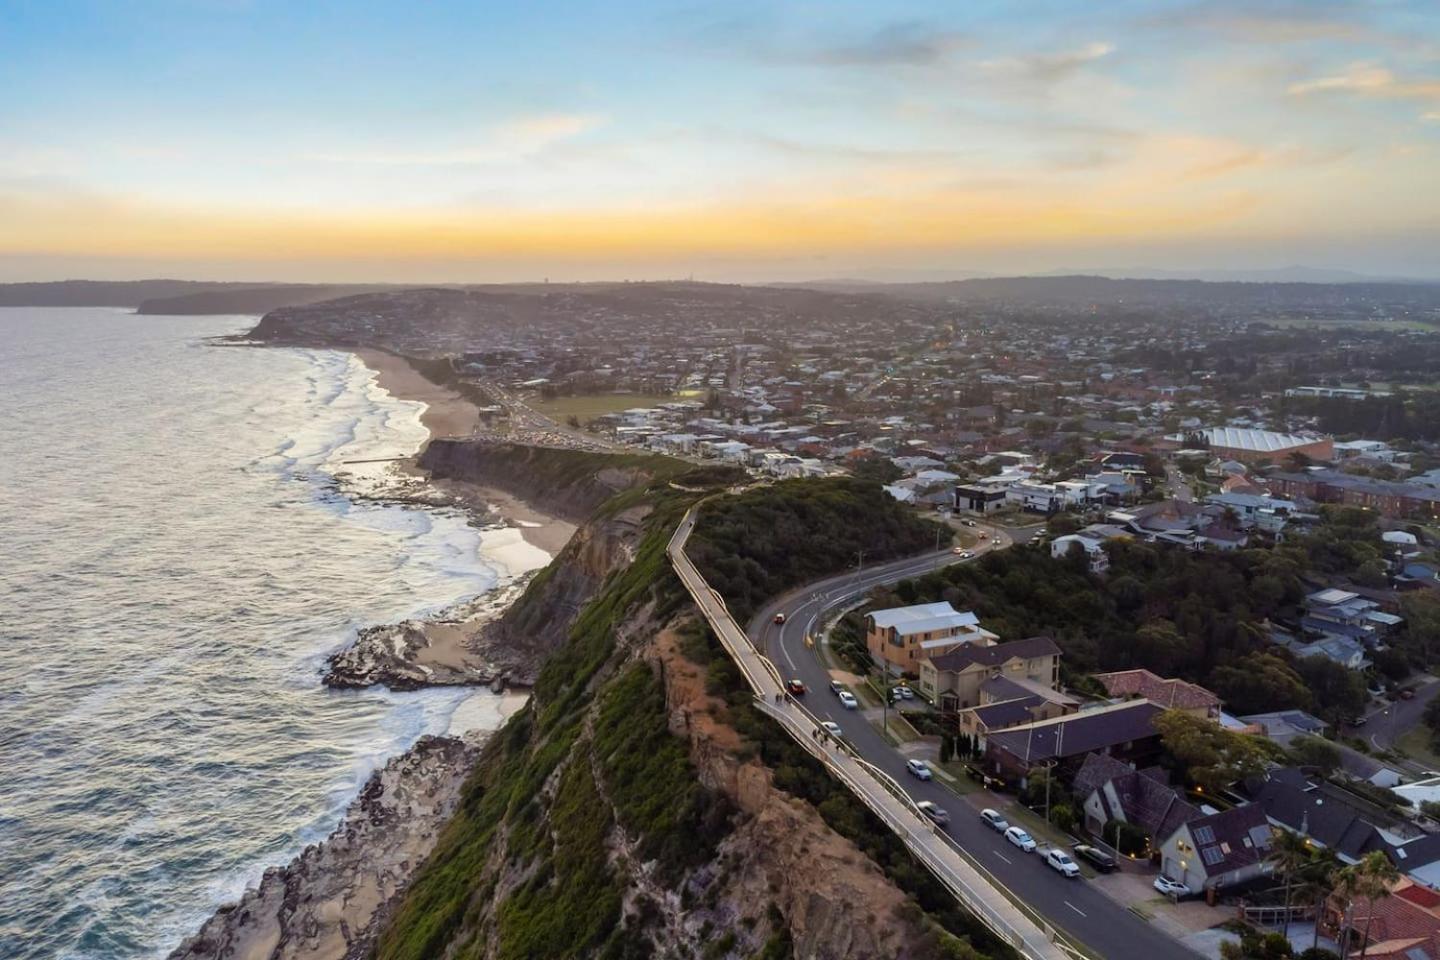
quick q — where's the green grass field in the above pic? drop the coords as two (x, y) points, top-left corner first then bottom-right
(527, 392), (659, 424)
(1396, 726), (1440, 771)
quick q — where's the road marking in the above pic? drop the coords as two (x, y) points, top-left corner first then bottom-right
(993, 851), (1012, 864)
(1065, 901), (1087, 918)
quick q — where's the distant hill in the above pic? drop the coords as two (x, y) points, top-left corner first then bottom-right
(0, 280), (242, 308)
(137, 284), (397, 315)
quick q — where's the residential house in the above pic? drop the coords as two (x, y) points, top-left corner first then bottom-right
(957, 674), (1080, 739)
(1093, 669), (1221, 719)
(919, 635), (1061, 710)
(1159, 805), (1274, 892)
(982, 700), (1166, 784)
(1321, 879), (1440, 960)
(1073, 753), (1197, 839)
(866, 601), (997, 676)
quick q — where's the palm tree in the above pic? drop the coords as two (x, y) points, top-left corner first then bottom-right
(1302, 846), (1342, 952)
(1265, 829), (1312, 926)
(1353, 851), (1400, 960)
(1332, 862), (1363, 959)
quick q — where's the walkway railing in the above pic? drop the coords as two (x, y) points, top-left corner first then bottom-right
(667, 508), (1081, 960)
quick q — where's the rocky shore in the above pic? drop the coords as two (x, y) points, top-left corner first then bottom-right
(168, 733), (486, 960)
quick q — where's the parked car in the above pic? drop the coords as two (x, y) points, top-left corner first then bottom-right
(963, 520), (977, 527)
(1153, 876), (1190, 898)
(916, 800), (950, 827)
(838, 691), (859, 710)
(785, 678), (806, 696)
(980, 808), (1009, 832)
(1004, 826), (1037, 852)
(1072, 845), (1117, 873)
(773, 613), (786, 625)
(820, 720), (843, 737)
(1400, 687), (1417, 700)
(1044, 850), (1080, 877)
(960, 551), (973, 559)
(829, 680), (846, 696)
(897, 686), (914, 700)
(906, 759), (933, 781)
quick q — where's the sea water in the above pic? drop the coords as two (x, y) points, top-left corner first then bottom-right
(0, 308), (535, 959)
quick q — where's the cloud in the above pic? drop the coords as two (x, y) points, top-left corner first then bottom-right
(979, 41), (1117, 89)
(311, 113), (606, 166)
(1289, 61), (1440, 118)
(694, 18), (968, 68)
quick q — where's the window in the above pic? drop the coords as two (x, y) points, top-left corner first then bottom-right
(1193, 826), (1216, 844)
(1200, 845), (1223, 867)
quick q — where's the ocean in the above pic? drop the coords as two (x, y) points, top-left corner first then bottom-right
(0, 308), (540, 959)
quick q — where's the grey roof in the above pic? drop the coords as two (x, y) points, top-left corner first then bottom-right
(929, 635), (1061, 673)
(986, 701), (1164, 765)
(1179, 804), (1273, 878)
(1177, 427), (1325, 453)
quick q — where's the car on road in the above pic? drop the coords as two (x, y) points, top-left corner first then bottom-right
(897, 686), (914, 700)
(1400, 687), (1417, 700)
(829, 680), (846, 696)
(1153, 876), (1190, 898)
(905, 759), (933, 781)
(819, 721), (843, 737)
(916, 801), (950, 827)
(838, 691), (859, 710)
(785, 678), (806, 696)
(1044, 850), (1080, 877)
(1004, 826), (1037, 852)
(980, 808), (1009, 832)
(952, 545), (965, 554)
(959, 550), (973, 559)
(772, 613), (786, 625)
(963, 519), (977, 527)
(977, 531), (989, 539)
(1072, 845), (1117, 873)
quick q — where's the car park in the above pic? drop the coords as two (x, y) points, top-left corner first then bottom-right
(1004, 826), (1037, 852)
(785, 678), (806, 696)
(980, 808), (1009, 832)
(838, 691), (859, 709)
(1044, 850), (1080, 877)
(820, 721), (843, 737)
(916, 801), (950, 827)
(905, 759), (933, 781)
(1072, 845), (1117, 873)
(1153, 876), (1190, 898)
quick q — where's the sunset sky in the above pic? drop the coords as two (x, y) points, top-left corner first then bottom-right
(3, 0), (1439, 282)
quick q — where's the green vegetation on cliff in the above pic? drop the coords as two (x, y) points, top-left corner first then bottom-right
(687, 477), (943, 622)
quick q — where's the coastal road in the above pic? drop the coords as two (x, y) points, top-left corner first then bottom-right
(746, 538), (1204, 960)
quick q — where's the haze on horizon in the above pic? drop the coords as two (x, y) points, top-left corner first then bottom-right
(3, 0), (1439, 284)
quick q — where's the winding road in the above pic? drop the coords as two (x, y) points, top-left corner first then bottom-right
(741, 526), (1204, 960)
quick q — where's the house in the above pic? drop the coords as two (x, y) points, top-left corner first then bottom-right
(865, 602), (997, 676)
(919, 635), (1061, 710)
(1073, 753), (1197, 839)
(982, 700), (1166, 783)
(1304, 588), (1404, 642)
(1236, 710), (1328, 747)
(1093, 669), (1221, 719)
(1158, 805), (1274, 892)
(1321, 879), (1440, 960)
(1050, 525), (1130, 573)
(957, 674), (1080, 738)
(954, 478), (1012, 514)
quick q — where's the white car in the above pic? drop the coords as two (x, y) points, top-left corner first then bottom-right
(916, 800), (950, 827)
(1153, 876), (1190, 898)
(1044, 850), (1080, 877)
(820, 721), (843, 737)
(838, 691), (859, 710)
(898, 686), (915, 700)
(1004, 826), (1037, 852)
(980, 808), (1009, 832)
(905, 759), (933, 781)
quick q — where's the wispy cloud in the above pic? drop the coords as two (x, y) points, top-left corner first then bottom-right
(979, 41), (1117, 89)
(694, 18), (969, 68)
(311, 113), (607, 166)
(1289, 61), (1440, 119)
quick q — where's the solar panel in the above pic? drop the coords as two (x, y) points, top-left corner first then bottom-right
(1194, 826), (1216, 844)
(1201, 845), (1223, 866)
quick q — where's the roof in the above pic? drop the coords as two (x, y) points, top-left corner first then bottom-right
(1310, 587), (1361, 606)
(928, 635), (1061, 674)
(868, 602), (979, 637)
(968, 698), (1044, 730)
(1179, 805), (1273, 878)
(986, 700), (1164, 766)
(981, 674), (1077, 706)
(1176, 426), (1326, 453)
(1248, 768), (1387, 859)
(1094, 669), (1221, 712)
(1073, 753), (1200, 841)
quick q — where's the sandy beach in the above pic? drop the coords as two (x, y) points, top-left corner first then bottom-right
(354, 348), (576, 555)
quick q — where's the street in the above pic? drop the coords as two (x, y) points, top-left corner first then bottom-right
(744, 532), (1204, 960)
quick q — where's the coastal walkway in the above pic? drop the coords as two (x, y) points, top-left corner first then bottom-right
(667, 508), (1078, 960)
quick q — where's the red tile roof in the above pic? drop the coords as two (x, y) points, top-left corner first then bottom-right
(1094, 669), (1221, 712)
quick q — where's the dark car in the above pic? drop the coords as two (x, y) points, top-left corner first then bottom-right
(1072, 844), (1117, 873)
(785, 678), (806, 696)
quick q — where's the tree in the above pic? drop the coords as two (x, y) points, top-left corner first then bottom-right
(1351, 851), (1399, 959)
(1289, 736), (1342, 777)
(1154, 710), (1278, 793)
(1266, 830), (1313, 927)
(939, 734), (954, 764)
(1294, 657), (1367, 724)
(1211, 653), (1313, 715)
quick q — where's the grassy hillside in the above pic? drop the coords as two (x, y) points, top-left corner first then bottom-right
(687, 477), (944, 622)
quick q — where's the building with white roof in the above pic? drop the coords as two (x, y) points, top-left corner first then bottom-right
(1167, 427), (1333, 465)
(865, 601), (997, 675)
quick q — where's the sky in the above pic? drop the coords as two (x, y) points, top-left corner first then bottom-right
(1, 0), (1439, 283)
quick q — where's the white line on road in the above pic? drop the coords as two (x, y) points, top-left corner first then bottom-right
(1065, 902), (1087, 918)
(993, 851), (1012, 865)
